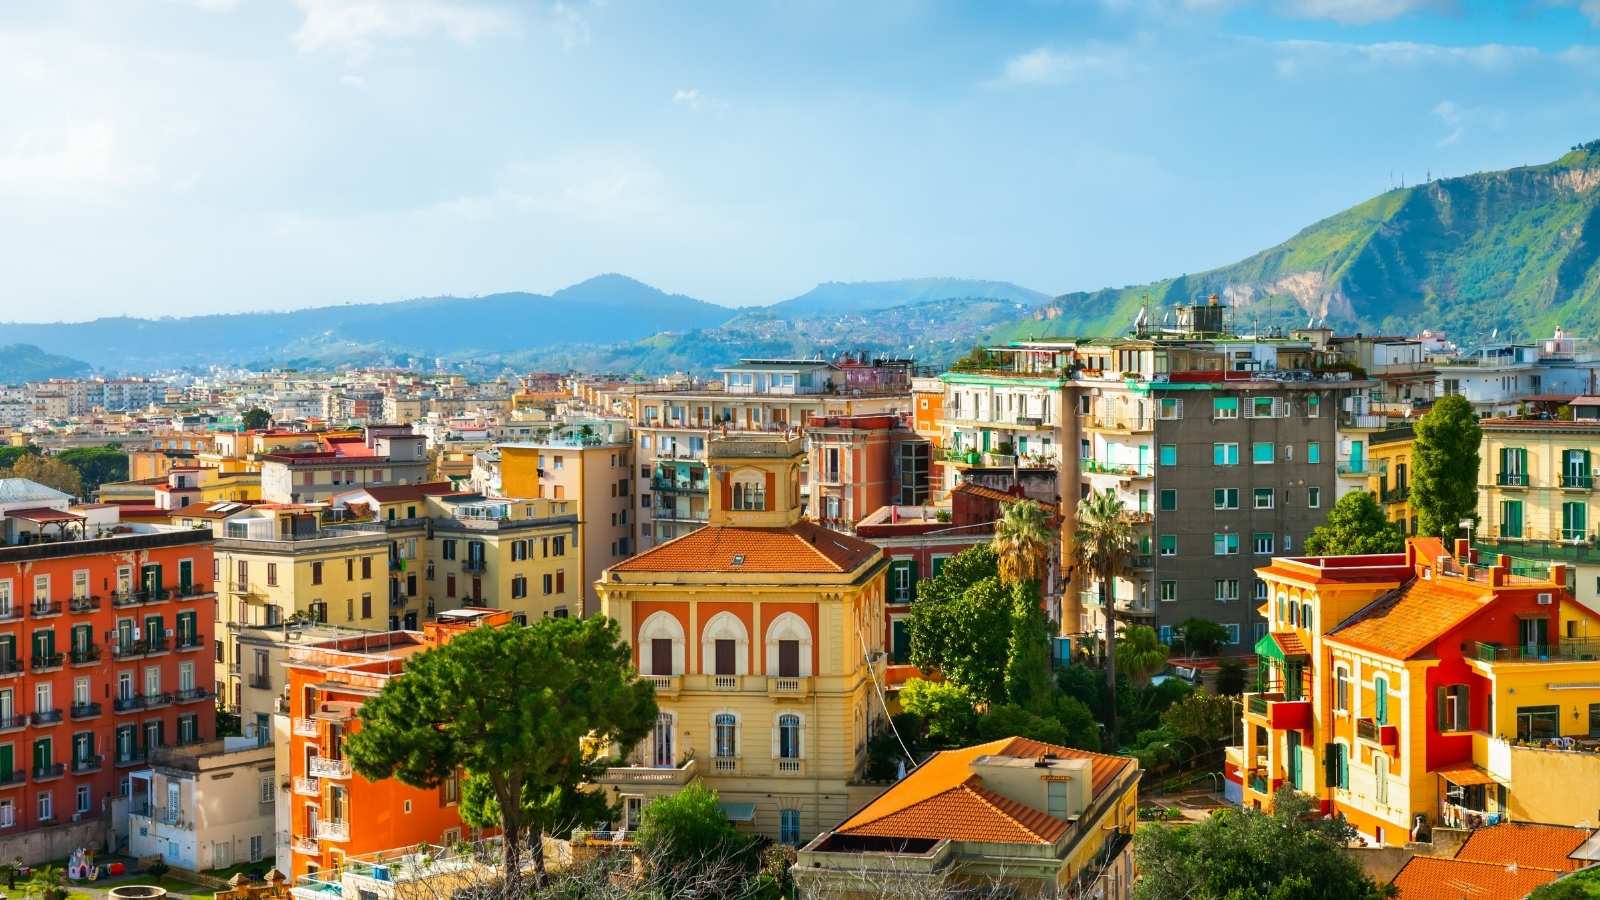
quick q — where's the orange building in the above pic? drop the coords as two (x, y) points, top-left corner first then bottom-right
(0, 479), (216, 844)
(284, 608), (509, 879)
(804, 414), (930, 530)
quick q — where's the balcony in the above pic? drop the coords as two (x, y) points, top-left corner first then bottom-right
(775, 758), (805, 776)
(710, 675), (742, 691)
(1475, 638), (1600, 663)
(709, 756), (740, 775)
(293, 718), (322, 738)
(70, 646), (100, 666)
(1244, 692), (1312, 731)
(31, 763), (64, 782)
(1083, 458), (1154, 479)
(30, 653), (63, 673)
(461, 558), (487, 573)
(291, 835), (319, 855)
(651, 478), (709, 495)
(174, 583), (210, 600)
(28, 601), (61, 619)
(1497, 471), (1529, 487)
(1563, 474), (1594, 491)
(308, 756), (351, 779)
(67, 595), (100, 614)
(115, 750), (148, 767)
(601, 757), (697, 786)
(317, 820), (350, 842)
(72, 755), (103, 774)
(145, 634), (170, 656)
(1339, 412), (1386, 430)
(1380, 484), (1409, 503)
(176, 635), (203, 652)
(142, 692), (173, 709)
(1087, 413), (1153, 433)
(293, 776), (320, 797)
(175, 687), (211, 704)
(70, 703), (101, 720)
(0, 715), (25, 733)
(767, 676), (812, 699)
(0, 771), (24, 789)
(247, 673), (271, 690)
(1337, 458), (1387, 477)
(30, 709), (61, 727)
(1355, 717), (1399, 748)
(644, 675), (680, 698)
(113, 695), (145, 713)
(109, 639), (145, 660)
(0, 607), (19, 624)
(111, 592), (144, 609)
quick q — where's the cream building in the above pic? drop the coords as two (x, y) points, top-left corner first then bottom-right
(127, 738), (277, 870)
(596, 435), (888, 846)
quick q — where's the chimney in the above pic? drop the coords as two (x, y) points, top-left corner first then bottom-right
(1551, 564), (1569, 589)
(1453, 538), (1470, 561)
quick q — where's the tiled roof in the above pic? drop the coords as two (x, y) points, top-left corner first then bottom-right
(835, 737), (1136, 845)
(611, 520), (879, 574)
(1391, 856), (1559, 899)
(1328, 578), (1486, 659)
(1270, 631), (1308, 657)
(5, 507), (83, 523)
(1456, 822), (1593, 873)
(1433, 761), (1501, 787)
(953, 483), (1024, 504)
(355, 483), (455, 503)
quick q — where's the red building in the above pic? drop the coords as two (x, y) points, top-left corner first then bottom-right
(804, 414), (929, 530)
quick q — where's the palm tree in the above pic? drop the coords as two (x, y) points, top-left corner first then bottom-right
(991, 499), (1053, 587)
(1073, 489), (1136, 745)
(1116, 624), (1170, 687)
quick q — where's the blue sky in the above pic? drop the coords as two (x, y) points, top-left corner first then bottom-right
(2, 0), (1599, 320)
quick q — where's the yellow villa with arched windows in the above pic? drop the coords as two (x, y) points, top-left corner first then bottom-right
(595, 435), (890, 847)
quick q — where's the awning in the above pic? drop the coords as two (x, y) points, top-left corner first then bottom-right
(1255, 631), (1308, 663)
(719, 802), (756, 823)
(1436, 762), (1500, 787)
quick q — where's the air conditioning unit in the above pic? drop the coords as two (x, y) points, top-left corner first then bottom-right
(1537, 593), (1553, 605)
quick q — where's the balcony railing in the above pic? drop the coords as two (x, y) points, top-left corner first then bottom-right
(142, 692), (173, 709)
(317, 820), (350, 842)
(308, 756), (351, 779)
(70, 703), (101, 720)
(31, 763), (64, 781)
(113, 695), (144, 713)
(768, 676), (812, 698)
(293, 776), (320, 797)
(1497, 472), (1529, 487)
(115, 749), (149, 767)
(293, 718), (321, 738)
(1563, 474), (1594, 490)
(0, 715), (25, 732)
(30, 709), (61, 726)
(30, 653), (63, 672)
(0, 770), (24, 788)
(776, 758), (804, 775)
(70, 646), (100, 665)
(291, 835), (319, 855)
(0, 659), (22, 677)
(461, 558), (488, 573)
(248, 673), (271, 690)
(644, 675), (680, 698)
(601, 757), (697, 785)
(72, 755), (102, 773)
(68, 596), (101, 614)
(1475, 638), (1600, 663)
(29, 602), (61, 618)
(1337, 458), (1388, 476)
(175, 687), (211, 704)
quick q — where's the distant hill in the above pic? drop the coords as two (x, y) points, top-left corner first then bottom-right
(1005, 141), (1600, 343)
(770, 278), (1050, 317)
(0, 344), (91, 384)
(0, 274), (736, 372)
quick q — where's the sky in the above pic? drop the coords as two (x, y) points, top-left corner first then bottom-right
(2, 0), (1600, 321)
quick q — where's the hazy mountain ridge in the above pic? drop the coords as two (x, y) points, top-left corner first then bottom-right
(0, 344), (92, 383)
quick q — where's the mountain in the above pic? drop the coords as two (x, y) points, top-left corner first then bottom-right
(0, 344), (91, 384)
(0, 274), (735, 373)
(769, 278), (1051, 317)
(1005, 141), (1600, 343)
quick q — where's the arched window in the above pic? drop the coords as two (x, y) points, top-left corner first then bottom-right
(1301, 603), (1313, 630)
(637, 611), (685, 676)
(1288, 601), (1298, 628)
(647, 711), (676, 768)
(1276, 593), (1287, 625)
(713, 712), (738, 760)
(775, 713), (803, 759)
(765, 613), (814, 677)
(732, 475), (766, 511)
(700, 612), (750, 676)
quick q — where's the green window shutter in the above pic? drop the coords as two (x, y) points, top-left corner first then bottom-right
(1324, 744), (1340, 788)
(1435, 686), (1447, 731)
(1375, 676), (1388, 724)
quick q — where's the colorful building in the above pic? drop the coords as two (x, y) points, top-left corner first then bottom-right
(1231, 537), (1600, 848)
(795, 737), (1140, 899)
(596, 435), (887, 845)
(1369, 424), (1415, 533)
(0, 478), (216, 851)
(805, 413), (929, 531)
(283, 609), (507, 879)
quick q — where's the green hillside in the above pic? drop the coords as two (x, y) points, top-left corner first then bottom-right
(1009, 141), (1600, 343)
(0, 344), (91, 384)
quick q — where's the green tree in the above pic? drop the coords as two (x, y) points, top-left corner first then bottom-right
(908, 546), (1013, 704)
(55, 445), (129, 494)
(1116, 625), (1169, 686)
(0, 454), (82, 497)
(899, 679), (978, 747)
(1004, 580), (1055, 711)
(991, 498), (1052, 587)
(1057, 663), (1109, 721)
(1530, 871), (1600, 899)
(1304, 490), (1404, 556)
(977, 696), (1101, 751)
(0, 446), (38, 470)
(1160, 691), (1236, 745)
(1174, 618), (1229, 657)
(635, 782), (754, 890)
(241, 407), (272, 430)
(1412, 393), (1482, 539)
(1074, 489), (1136, 744)
(1215, 659), (1247, 696)
(344, 617), (657, 887)
(1135, 787), (1395, 900)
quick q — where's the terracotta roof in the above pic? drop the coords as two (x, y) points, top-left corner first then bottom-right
(5, 507), (84, 523)
(1391, 856), (1560, 899)
(611, 520), (879, 575)
(1328, 578), (1487, 659)
(1456, 822), (1593, 873)
(953, 483), (1024, 504)
(835, 737), (1137, 844)
(1270, 631), (1308, 657)
(351, 483), (455, 503)
(1433, 761), (1501, 787)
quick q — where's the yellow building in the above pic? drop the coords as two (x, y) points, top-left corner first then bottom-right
(596, 434), (888, 845)
(200, 468), (261, 503)
(1474, 416), (1600, 609)
(795, 738), (1140, 899)
(1232, 537), (1600, 848)
(1368, 424), (1415, 533)
(499, 425), (633, 616)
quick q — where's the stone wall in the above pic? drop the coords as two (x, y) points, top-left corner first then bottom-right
(0, 818), (109, 867)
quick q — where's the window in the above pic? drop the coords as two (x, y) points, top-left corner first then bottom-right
(1214, 488), (1239, 510)
(888, 560), (917, 603)
(266, 563), (277, 587)
(1212, 443), (1239, 466)
(1213, 579), (1238, 603)
(1212, 533), (1239, 556)
(361, 556), (372, 579)
(1159, 489), (1177, 512)
(511, 576), (527, 599)
(1328, 742), (1349, 790)
(310, 562), (322, 586)
(0, 800), (11, 828)
(777, 714), (802, 759)
(1158, 535), (1177, 557)
(1307, 441), (1321, 464)
(1308, 487), (1322, 509)
(1251, 397), (1276, 418)
(36, 791), (51, 823)
(76, 785), (89, 813)
(1437, 684), (1469, 732)
(1251, 442), (1275, 464)
(1046, 780), (1070, 818)
(1223, 624), (1240, 644)
(1158, 445), (1177, 466)
(1500, 499), (1524, 538)
(1254, 579), (1268, 601)
(1374, 755), (1389, 805)
(1334, 669), (1349, 712)
(1158, 581), (1177, 602)
(1253, 532), (1274, 555)
(1307, 394), (1321, 417)
(1213, 397), (1239, 419)
(779, 809), (801, 846)
(732, 480), (767, 511)
(1563, 501), (1588, 542)
(1254, 488), (1275, 510)
(713, 714), (737, 759)
(1157, 398), (1182, 420)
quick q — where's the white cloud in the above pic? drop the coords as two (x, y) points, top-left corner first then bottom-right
(998, 44), (1132, 86)
(291, 0), (519, 62)
(1278, 0), (1448, 24)
(1548, 1), (1600, 26)
(0, 121), (155, 198)
(671, 87), (727, 114)
(1433, 100), (1464, 146)
(1272, 39), (1539, 77)
(1429, 99), (1504, 147)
